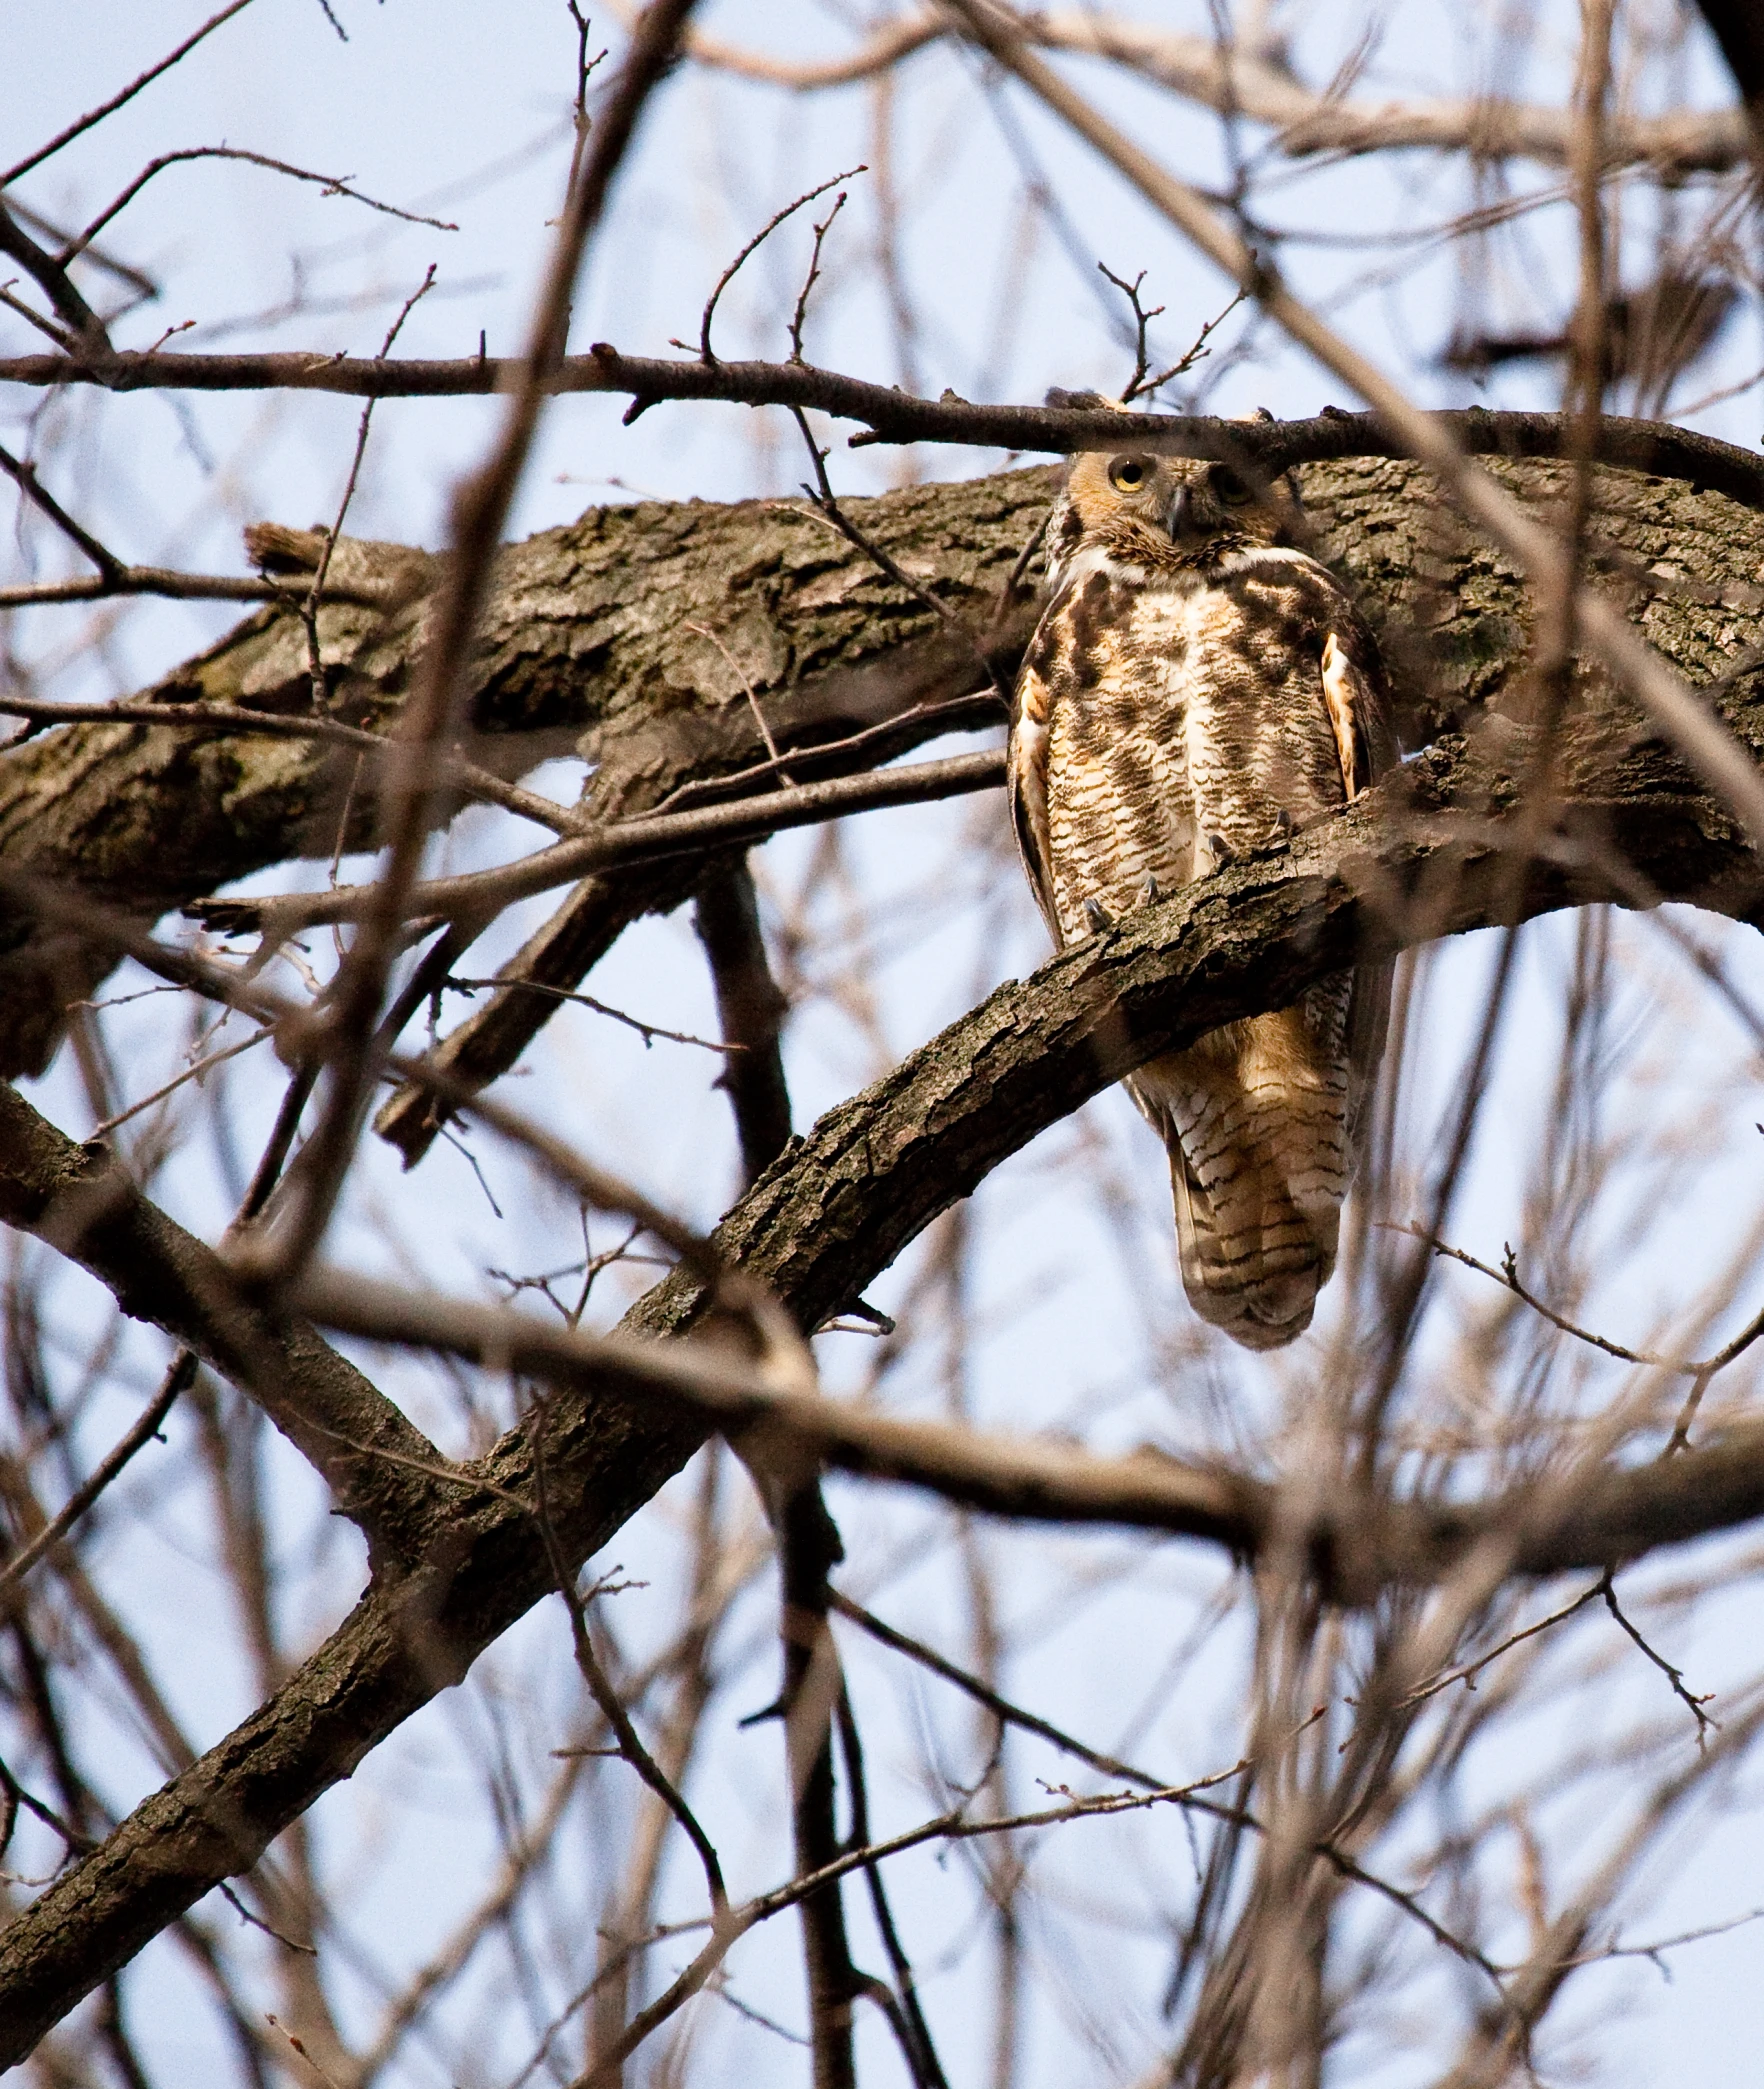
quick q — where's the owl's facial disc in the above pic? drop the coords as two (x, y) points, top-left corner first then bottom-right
(1063, 448), (1275, 554)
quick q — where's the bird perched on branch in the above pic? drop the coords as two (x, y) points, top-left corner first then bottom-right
(1009, 436), (1394, 1349)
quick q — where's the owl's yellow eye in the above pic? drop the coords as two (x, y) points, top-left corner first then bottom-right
(1108, 455), (1150, 491)
(1209, 464), (1253, 505)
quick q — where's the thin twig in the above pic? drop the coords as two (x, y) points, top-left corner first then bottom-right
(0, 567), (375, 610)
(0, 693), (580, 833)
(834, 1687), (950, 2089)
(1395, 1223), (1764, 1399)
(443, 977), (734, 1052)
(681, 618), (785, 766)
(830, 1590), (1167, 1792)
(0, 1757), (89, 1855)
(182, 747), (1006, 936)
(0, 1354), (195, 1600)
(0, 278), (75, 352)
(1557, 1905), (1764, 1972)
(304, 265), (438, 610)
(1096, 262), (1166, 400)
(565, 3), (609, 196)
(294, 264), (439, 715)
(60, 147), (457, 265)
(530, 1398), (729, 1915)
(1599, 1571), (1717, 1744)
(219, 1887), (318, 1958)
(692, 166), (865, 364)
(787, 405), (1007, 700)
(1314, 1845), (1507, 1990)
(1, 0), (260, 188)
(1397, 1584), (1605, 1708)
(89, 1023), (273, 1137)
(0, 440), (123, 580)
(788, 187), (852, 364)
(652, 693), (992, 814)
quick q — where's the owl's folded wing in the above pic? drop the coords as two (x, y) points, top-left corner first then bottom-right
(1007, 658), (1059, 939)
(1319, 628), (1375, 801)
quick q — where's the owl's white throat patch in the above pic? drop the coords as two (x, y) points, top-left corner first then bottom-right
(1054, 537), (1200, 594)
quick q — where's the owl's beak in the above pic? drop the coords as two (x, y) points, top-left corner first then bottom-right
(1166, 483), (1193, 537)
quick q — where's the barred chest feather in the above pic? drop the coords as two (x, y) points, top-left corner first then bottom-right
(1017, 547), (1360, 949)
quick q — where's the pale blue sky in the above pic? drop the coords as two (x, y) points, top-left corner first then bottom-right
(6, 6), (1764, 2084)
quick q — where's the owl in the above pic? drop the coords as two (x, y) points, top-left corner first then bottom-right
(1009, 445), (1394, 1349)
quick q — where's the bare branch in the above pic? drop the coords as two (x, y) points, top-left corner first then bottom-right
(0, 440), (123, 580)
(60, 148), (457, 266)
(654, 7), (1752, 175)
(182, 748), (1006, 937)
(1599, 1572), (1717, 1743)
(0, 0), (260, 188)
(693, 860), (793, 1179)
(6, 347), (1764, 511)
(692, 165), (865, 365)
(0, 1352), (193, 1601)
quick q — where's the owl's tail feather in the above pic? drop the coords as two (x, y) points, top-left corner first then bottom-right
(1168, 1139), (1329, 1350)
(1112, 965), (1383, 1349)
(1130, 1007), (1356, 1351)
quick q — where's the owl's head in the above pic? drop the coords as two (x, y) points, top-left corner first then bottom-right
(1062, 450), (1291, 557)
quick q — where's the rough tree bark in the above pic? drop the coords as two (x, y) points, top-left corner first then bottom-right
(4, 453), (1764, 2052)
(7, 451), (1759, 1067)
(0, 470), (1044, 1078)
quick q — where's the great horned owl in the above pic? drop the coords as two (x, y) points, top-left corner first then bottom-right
(1009, 446), (1394, 1349)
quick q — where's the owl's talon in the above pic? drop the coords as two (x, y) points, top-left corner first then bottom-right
(1083, 897), (1114, 934)
(1138, 873), (1162, 904)
(1205, 831), (1237, 867)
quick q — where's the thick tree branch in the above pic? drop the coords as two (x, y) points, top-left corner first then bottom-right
(4, 349), (1764, 504)
(0, 469), (1041, 1079)
(694, 857), (794, 1185)
(8, 691), (1764, 2051)
(8, 437), (1764, 1105)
